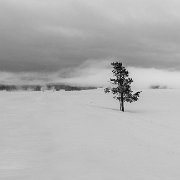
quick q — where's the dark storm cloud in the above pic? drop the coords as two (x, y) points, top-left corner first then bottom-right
(0, 0), (180, 72)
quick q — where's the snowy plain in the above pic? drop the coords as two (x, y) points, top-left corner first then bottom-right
(0, 89), (180, 180)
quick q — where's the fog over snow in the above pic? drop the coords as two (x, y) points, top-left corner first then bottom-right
(0, 60), (180, 89)
(1, 1), (180, 180)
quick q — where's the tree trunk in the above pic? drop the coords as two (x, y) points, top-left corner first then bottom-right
(119, 100), (122, 111)
(121, 100), (124, 112)
(121, 93), (124, 112)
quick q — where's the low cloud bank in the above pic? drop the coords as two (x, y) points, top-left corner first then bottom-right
(128, 67), (180, 89)
(0, 60), (180, 89)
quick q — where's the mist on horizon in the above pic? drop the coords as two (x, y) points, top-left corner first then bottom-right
(0, 60), (179, 89)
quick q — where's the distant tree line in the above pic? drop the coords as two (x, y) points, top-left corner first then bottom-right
(150, 85), (167, 89)
(46, 84), (97, 91)
(0, 84), (98, 92)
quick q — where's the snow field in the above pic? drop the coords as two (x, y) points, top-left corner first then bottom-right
(0, 89), (180, 179)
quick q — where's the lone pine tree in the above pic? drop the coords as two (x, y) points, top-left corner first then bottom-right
(104, 61), (141, 112)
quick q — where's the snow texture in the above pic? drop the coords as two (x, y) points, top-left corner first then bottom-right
(0, 89), (180, 180)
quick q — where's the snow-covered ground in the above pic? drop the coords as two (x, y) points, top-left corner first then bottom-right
(0, 89), (180, 180)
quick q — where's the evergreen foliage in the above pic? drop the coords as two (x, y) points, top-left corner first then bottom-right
(105, 61), (141, 112)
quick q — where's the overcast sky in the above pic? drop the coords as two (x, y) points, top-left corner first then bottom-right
(1, 0), (180, 88)
(1, 0), (180, 73)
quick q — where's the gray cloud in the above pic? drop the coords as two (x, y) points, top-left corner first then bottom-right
(0, 0), (180, 73)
